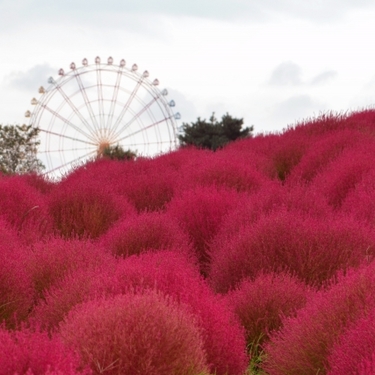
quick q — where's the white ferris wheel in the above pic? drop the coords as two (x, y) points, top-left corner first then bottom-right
(25, 56), (180, 178)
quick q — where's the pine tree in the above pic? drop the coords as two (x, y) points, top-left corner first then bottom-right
(178, 113), (253, 151)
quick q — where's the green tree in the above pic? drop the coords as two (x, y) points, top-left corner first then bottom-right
(178, 113), (253, 151)
(102, 144), (137, 161)
(0, 124), (44, 175)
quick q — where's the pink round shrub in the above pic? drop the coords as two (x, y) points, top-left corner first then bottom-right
(262, 259), (375, 375)
(181, 150), (268, 193)
(60, 292), (209, 375)
(311, 141), (375, 209)
(0, 325), (90, 375)
(327, 307), (375, 375)
(48, 179), (135, 239)
(107, 251), (249, 375)
(113, 157), (180, 212)
(26, 237), (116, 299)
(209, 210), (375, 292)
(98, 211), (195, 260)
(166, 186), (243, 274)
(287, 128), (370, 184)
(0, 175), (52, 243)
(0, 220), (34, 327)
(341, 168), (375, 227)
(30, 263), (115, 332)
(226, 272), (310, 350)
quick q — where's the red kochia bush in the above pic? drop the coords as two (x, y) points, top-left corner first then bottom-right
(0, 220), (34, 327)
(166, 186), (242, 273)
(180, 150), (268, 193)
(327, 307), (375, 375)
(358, 352), (375, 375)
(26, 237), (116, 300)
(0, 175), (52, 243)
(262, 260), (375, 375)
(113, 157), (180, 212)
(98, 211), (195, 261)
(311, 141), (375, 209)
(48, 178), (135, 239)
(287, 128), (371, 184)
(60, 292), (209, 375)
(31, 264), (115, 332)
(341, 168), (375, 227)
(0, 325), (90, 375)
(108, 251), (249, 375)
(209, 210), (375, 292)
(225, 272), (310, 350)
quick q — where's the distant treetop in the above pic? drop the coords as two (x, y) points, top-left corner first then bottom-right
(178, 113), (253, 151)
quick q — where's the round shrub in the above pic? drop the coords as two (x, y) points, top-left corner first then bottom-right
(209, 210), (375, 292)
(166, 186), (243, 274)
(60, 292), (209, 375)
(30, 263), (115, 332)
(98, 211), (195, 261)
(226, 272), (310, 351)
(108, 251), (249, 375)
(0, 175), (52, 243)
(262, 259), (375, 375)
(327, 307), (375, 375)
(0, 220), (34, 328)
(0, 325), (89, 375)
(48, 179), (135, 239)
(26, 237), (116, 300)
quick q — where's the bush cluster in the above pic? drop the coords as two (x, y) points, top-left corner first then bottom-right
(2, 109), (375, 374)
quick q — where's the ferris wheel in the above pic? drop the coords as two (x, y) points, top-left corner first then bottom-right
(25, 56), (180, 178)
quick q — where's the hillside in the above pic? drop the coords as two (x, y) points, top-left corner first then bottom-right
(2, 109), (375, 374)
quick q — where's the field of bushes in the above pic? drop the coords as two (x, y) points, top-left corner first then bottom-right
(2, 109), (375, 374)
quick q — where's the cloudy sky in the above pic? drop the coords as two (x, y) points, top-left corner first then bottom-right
(1, 0), (375, 137)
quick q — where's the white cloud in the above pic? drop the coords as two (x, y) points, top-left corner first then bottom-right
(4, 64), (57, 92)
(269, 62), (303, 86)
(271, 94), (327, 123)
(310, 70), (338, 85)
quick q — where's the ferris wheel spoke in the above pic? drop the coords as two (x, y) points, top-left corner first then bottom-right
(39, 128), (97, 146)
(106, 68), (123, 136)
(39, 146), (95, 153)
(51, 82), (98, 139)
(40, 104), (97, 142)
(73, 70), (101, 135)
(110, 77), (144, 136)
(43, 149), (97, 175)
(111, 95), (159, 140)
(115, 116), (172, 143)
(96, 67), (105, 136)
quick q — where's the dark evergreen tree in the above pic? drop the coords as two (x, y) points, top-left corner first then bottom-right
(0, 124), (44, 175)
(102, 144), (137, 161)
(178, 113), (253, 151)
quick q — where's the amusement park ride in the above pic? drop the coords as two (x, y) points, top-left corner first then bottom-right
(24, 56), (180, 177)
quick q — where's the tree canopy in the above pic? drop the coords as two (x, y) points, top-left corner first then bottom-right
(178, 113), (253, 151)
(0, 124), (44, 175)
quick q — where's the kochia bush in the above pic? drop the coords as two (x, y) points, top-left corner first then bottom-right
(0, 220), (34, 328)
(48, 179), (135, 239)
(167, 186), (243, 274)
(262, 260), (375, 375)
(327, 307), (375, 375)
(209, 209), (375, 292)
(225, 272), (310, 351)
(60, 292), (209, 375)
(108, 251), (249, 375)
(0, 325), (89, 375)
(98, 211), (195, 261)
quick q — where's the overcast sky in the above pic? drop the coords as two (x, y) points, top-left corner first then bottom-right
(1, 0), (375, 137)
